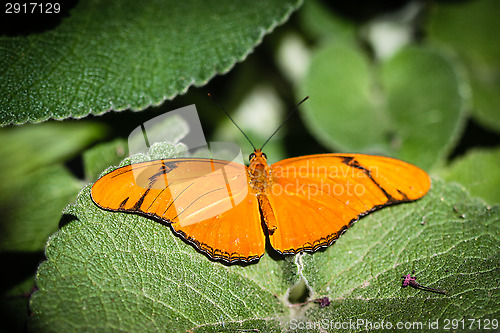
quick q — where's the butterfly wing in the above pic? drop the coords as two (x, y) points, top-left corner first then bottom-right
(91, 159), (264, 262)
(265, 154), (431, 254)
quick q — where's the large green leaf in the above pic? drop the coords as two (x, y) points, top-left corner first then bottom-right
(0, 121), (105, 182)
(31, 184), (292, 332)
(428, 0), (500, 132)
(441, 147), (500, 206)
(301, 181), (499, 330)
(30, 177), (499, 331)
(0, 0), (302, 125)
(0, 277), (37, 333)
(300, 41), (466, 170)
(0, 121), (105, 252)
(0, 164), (82, 252)
(82, 139), (129, 182)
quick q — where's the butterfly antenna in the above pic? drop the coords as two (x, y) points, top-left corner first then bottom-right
(260, 96), (309, 150)
(208, 93), (256, 151)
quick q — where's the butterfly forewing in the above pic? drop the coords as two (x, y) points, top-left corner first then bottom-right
(92, 159), (248, 224)
(265, 154), (431, 254)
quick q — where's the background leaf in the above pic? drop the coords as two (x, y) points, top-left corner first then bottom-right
(380, 46), (467, 168)
(0, 121), (106, 332)
(428, 0), (500, 132)
(298, 0), (355, 43)
(0, 122), (105, 182)
(0, 121), (105, 252)
(30, 179), (499, 331)
(299, 42), (466, 170)
(0, 165), (82, 253)
(82, 139), (128, 182)
(0, 0), (302, 125)
(0, 277), (36, 333)
(440, 147), (500, 206)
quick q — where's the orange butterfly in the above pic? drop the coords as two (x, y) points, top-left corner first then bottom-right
(91, 147), (430, 263)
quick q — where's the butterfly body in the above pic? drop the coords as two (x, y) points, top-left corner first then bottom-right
(246, 150), (279, 235)
(91, 150), (430, 263)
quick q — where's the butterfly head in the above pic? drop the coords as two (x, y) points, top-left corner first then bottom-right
(249, 149), (267, 162)
(248, 149), (270, 175)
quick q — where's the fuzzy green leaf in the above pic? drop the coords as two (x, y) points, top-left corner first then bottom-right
(300, 180), (499, 331)
(441, 147), (500, 206)
(0, 122), (105, 182)
(300, 42), (466, 170)
(30, 184), (292, 332)
(30, 177), (499, 331)
(0, 0), (302, 125)
(83, 139), (129, 182)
